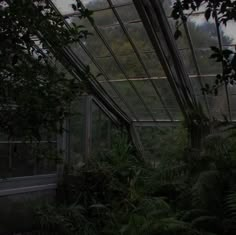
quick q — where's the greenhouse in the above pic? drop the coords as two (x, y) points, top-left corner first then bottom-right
(1, 0), (236, 234)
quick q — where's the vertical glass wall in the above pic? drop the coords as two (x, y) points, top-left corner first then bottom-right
(137, 125), (188, 165)
(69, 95), (123, 167)
(0, 135), (57, 178)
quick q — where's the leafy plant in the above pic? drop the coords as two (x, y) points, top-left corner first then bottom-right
(0, 0), (89, 140)
(171, 0), (236, 95)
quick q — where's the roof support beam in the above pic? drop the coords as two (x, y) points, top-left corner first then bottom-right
(133, 0), (198, 120)
(106, 0), (173, 121)
(77, 0), (157, 122)
(48, 0), (132, 126)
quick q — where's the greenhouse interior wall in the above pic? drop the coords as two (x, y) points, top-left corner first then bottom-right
(1, 0), (236, 233)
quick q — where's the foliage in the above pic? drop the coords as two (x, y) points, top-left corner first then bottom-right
(138, 125), (188, 166)
(36, 203), (96, 235)
(0, 0), (89, 140)
(36, 126), (236, 235)
(171, 0), (236, 95)
(36, 133), (200, 235)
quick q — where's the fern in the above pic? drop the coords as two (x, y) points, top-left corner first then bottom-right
(191, 216), (221, 233)
(35, 203), (96, 235)
(192, 170), (222, 211)
(181, 209), (210, 222)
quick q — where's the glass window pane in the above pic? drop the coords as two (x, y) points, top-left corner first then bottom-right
(11, 143), (57, 177)
(70, 97), (85, 166)
(92, 103), (113, 156)
(0, 144), (9, 177)
(137, 126), (187, 163)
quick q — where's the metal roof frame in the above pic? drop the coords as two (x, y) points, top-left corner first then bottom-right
(133, 0), (198, 120)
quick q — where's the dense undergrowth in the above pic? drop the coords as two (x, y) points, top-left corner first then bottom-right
(36, 128), (236, 235)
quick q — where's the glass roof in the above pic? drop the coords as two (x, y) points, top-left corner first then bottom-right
(52, 0), (236, 122)
(163, 0), (236, 121)
(52, 0), (182, 122)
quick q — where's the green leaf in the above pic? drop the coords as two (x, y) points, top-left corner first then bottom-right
(71, 4), (77, 11)
(205, 8), (212, 21)
(174, 29), (182, 40)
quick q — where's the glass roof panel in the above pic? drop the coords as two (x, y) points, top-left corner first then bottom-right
(117, 54), (146, 78)
(126, 22), (154, 52)
(204, 76), (229, 119)
(96, 80), (137, 119)
(188, 14), (218, 48)
(53, 0), (184, 122)
(163, 0), (172, 17)
(92, 9), (118, 26)
(115, 4), (140, 22)
(221, 21), (236, 45)
(111, 0), (132, 5)
(229, 85), (236, 121)
(80, 0), (109, 10)
(168, 18), (189, 49)
(99, 81), (119, 99)
(141, 52), (166, 77)
(71, 18), (110, 58)
(162, 0), (234, 120)
(70, 43), (91, 65)
(52, 0), (75, 15)
(195, 49), (222, 75)
(111, 96), (136, 119)
(110, 81), (154, 120)
(132, 80), (170, 120)
(99, 25), (133, 55)
(208, 95), (229, 120)
(154, 79), (183, 120)
(93, 56), (126, 80)
(179, 49), (197, 75)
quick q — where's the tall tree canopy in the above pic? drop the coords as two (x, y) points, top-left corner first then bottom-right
(0, 0), (88, 140)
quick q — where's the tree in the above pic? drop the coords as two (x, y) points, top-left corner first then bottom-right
(0, 0), (89, 140)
